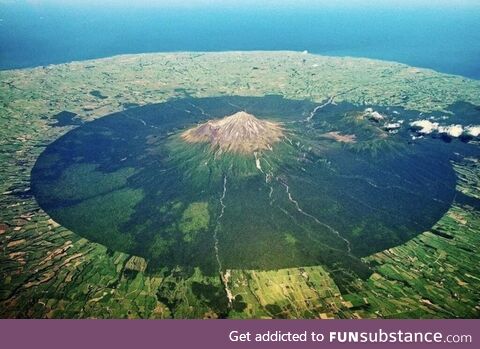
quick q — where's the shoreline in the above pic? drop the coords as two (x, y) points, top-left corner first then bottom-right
(1, 50), (478, 82)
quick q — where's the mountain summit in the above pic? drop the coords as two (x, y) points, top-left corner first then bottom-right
(181, 111), (284, 154)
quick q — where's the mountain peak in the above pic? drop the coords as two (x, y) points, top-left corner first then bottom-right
(181, 111), (283, 154)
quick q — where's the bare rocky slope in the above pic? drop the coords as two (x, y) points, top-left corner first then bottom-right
(181, 111), (284, 154)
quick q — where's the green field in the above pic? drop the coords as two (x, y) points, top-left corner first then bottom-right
(1, 52), (479, 318)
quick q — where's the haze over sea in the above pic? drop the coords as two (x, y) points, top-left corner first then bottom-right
(1, 0), (479, 79)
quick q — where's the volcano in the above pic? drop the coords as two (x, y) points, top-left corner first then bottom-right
(181, 111), (284, 154)
(31, 95), (459, 287)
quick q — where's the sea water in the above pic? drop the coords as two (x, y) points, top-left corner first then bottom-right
(1, 4), (479, 79)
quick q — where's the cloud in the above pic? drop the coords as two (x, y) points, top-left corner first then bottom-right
(410, 120), (480, 139)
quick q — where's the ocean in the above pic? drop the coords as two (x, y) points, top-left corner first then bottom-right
(1, 4), (479, 79)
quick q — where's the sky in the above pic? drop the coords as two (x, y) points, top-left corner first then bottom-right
(2, 0), (480, 8)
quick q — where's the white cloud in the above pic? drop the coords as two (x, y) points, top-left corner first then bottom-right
(465, 126), (480, 137)
(410, 120), (439, 134)
(438, 124), (463, 138)
(411, 121), (480, 138)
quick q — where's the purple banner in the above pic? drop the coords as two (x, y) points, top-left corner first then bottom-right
(0, 320), (477, 348)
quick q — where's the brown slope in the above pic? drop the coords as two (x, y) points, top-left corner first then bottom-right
(181, 111), (284, 154)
